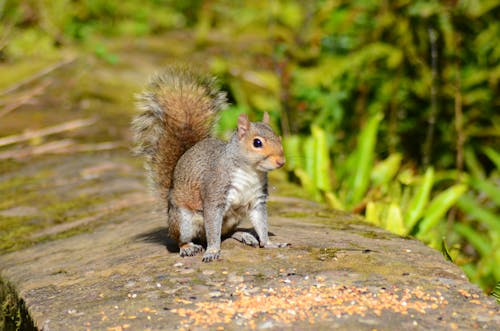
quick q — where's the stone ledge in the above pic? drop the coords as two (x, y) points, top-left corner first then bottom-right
(1, 166), (499, 330)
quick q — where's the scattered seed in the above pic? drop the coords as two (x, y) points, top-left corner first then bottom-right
(171, 282), (449, 329)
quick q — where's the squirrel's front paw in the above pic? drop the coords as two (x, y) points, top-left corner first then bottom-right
(262, 241), (290, 249)
(202, 248), (220, 262)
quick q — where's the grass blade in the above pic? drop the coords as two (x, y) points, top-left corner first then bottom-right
(491, 282), (500, 304)
(418, 184), (467, 235)
(312, 125), (332, 191)
(404, 167), (434, 230)
(482, 146), (500, 170)
(294, 168), (320, 201)
(365, 201), (381, 226)
(456, 195), (500, 232)
(441, 239), (454, 262)
(464, 147), (485, 179)
(325, 191), (344, 210)
(371, 153), (402, 187)
(468, 176), (500, 206)
(282, 135), (302, 171)
(453, 222), (491, 257)
(385, 203), (406, 236)
(303, 136), (316, 184)
(348, 112), (383, 206)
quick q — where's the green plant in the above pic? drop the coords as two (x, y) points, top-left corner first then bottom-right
(282, 120), (498, 292)
(452, 149), (500, 292)
(205, 0), (499, 293)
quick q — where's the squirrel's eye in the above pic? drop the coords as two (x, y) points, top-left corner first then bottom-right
(253, 138), (263, 148)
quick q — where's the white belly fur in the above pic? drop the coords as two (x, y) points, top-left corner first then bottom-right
(226, 167), (263, 208)
(222, 167), (264, 234)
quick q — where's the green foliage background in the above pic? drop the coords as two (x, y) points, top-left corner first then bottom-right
(1, 0), (498, 292)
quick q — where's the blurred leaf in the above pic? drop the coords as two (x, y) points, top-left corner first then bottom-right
(241, 71), (280, 95)
(348, 112), (383, 207)
(491, 282), (500, 304)
(365, 201), (380, 225)
(457, 195), (500, 233)
(294, 168), (320, 201)
(283, 135), (303, 171)
(276, 2), (303, 28)
(404, 167), (434, 230)
(398, 168), (415, 185)
(468, 176), (500, 206)
(454, 223), (491, 257)
(461, 263), (478, 282)
(228, 79), (249, 109)
(482, 146), (500, 171)
(325, 191), (344, 211)
(371, 153), (403, 187)
(385, 203), (406, 236)
(312, 125), (332, 191)
(215, 105), (244, 139)
(303, 136), (316, 183)
(460, 0), (499, 18)
(408, 1), (442, 18)
(94, 44), (119, 64)
(250, 94), (280, 112)
(418, 184), (467, 235)
(464, 147), (485, 179)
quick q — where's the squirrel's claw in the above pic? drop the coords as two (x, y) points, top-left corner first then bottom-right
(202, 248), (221, 262)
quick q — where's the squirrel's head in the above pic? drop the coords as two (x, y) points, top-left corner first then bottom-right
(237, 112), (285, 172)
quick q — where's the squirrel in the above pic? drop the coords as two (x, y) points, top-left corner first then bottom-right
(132, 66), (288, 262)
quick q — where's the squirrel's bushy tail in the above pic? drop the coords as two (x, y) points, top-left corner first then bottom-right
(132, 66), (227, 202)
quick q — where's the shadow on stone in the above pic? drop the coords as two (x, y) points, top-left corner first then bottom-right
(134, 226), (179, 253)
(133, 226), (275, 254)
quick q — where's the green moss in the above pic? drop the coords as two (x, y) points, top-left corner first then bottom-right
(254, 272), (267, 281)
(358, 230), (398, 240)
(0, 278), (36, 331)
(41, 194), (106, 224)
(0, 171), (50, 192)
(280, 211), (310, 218)
(317, 247), (340, 260)
(0, 57), (61, 90)
(0, 183), (108, 254)
(0, 160), (23, 176)
(0, 216), (38, 253)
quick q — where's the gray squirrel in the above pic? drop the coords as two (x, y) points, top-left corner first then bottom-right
(132, 66), (288, 262)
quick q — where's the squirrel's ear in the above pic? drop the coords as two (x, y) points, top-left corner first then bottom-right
(237, 114), (250, 139)
(262, 112), (270, 124)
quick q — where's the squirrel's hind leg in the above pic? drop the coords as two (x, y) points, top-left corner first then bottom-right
(168, 204), (205, 257)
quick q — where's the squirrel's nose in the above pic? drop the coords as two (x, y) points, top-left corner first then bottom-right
(275, 158), (285, 168)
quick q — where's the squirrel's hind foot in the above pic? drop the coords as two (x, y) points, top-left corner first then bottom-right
(179, 242), (204, 257)
(231, 231), (259, 247)
(262, 241), (290, 248)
